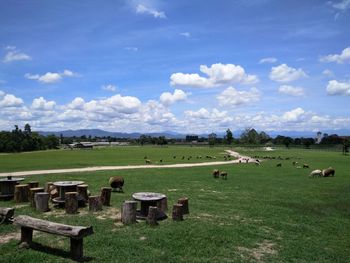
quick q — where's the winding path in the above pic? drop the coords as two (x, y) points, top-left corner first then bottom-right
(0, 150), (255, 177)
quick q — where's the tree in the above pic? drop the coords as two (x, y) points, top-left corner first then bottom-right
(240, 128), (259, 144)
(225, 129), (233, 145)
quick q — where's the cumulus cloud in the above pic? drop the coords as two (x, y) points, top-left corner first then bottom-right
(136, 4), (166, 18)
(320, 47), (350, 64)
(0, 92), (23, 107)
(102, 84), (117, 92)
(326, 80), (350, 96)
(269, 64), (307, 83)
(216, 87), (260, 107)
(282, 107), (305, 122)
(259, 57), (277, 64)
(2, 46), (31, 63)
(322, 69), (334, 77)
(67, 97), (85, 110)
(159, 89), (188, 106)
(278, 85), (305, 96)
(170, 63), (259, 88)
(31, 97), (56, 110)
(180, 32), (191, 38)
(25, 70), (78, 84)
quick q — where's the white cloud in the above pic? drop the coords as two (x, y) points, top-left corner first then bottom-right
(136, 4), (166, 18)
(125, 47), (138, 52)
(25, 70), (78, 84)
(326, 80), (350, 96)
(160, 89), (188, 106)
(184, 108), (210, 119)
(102, 84), (117, 92)
(31, 97), (56, 110)
(216, 86), (260, 107)
(0, 94), (24, 107)
(331, 0), (350, 10)
(180, 32), (191, 38)
(2, 46), (31, 63)
(170, 63), (259, 88)
(259, 57), (277, 64)
(282, 107), (305, 122)
(320, 47), (350, 64)
(278, 85), (305, 96)
(67, 97), (85, 110)
(322, 69), (334, 77)
(269, 64), (307, 83)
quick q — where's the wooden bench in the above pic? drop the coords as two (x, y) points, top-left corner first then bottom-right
(0, 207), (15, 224)
(13, 215), (93, 260)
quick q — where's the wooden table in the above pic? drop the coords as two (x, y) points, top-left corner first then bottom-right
(0, 176), (25, 200)
(52, 181), (84, 206)
(132, 192), (167, 220)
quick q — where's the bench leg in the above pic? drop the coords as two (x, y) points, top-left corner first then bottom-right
(20, 227), (33, 246)
(70, 238), (83, 260)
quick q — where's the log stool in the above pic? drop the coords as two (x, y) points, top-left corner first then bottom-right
(44, 182), (53, 193)
(65, 192), (78, 214)
(147, 206), (158, 226)
(121, 200), (137, 225)
(177, 197), (189, 214)
(34, 192), (50, 212)
(28, 181), (39, 189)
(77, 184), (89, 204)
(157, 197), (168, 212)
(14, 184), (29, 203)
(172, 204), (183, 221)
(29, 188), (44, 208)
(100, 187), (112, 206)
(88, 196), (102, 212)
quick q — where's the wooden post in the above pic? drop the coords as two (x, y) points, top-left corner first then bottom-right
(157, 197), (168, 212)
(172, 204), (183, 221)
(121, 200), (137, 224)
(14, 184), (29, 203)
(147, 206), (158, 226)
(70, 238), (83, 260)
(20, 226), (33, 247)
(100, 187), (112, 206)
(177, 197), (189, 214)
(35, 192), (50, 212)
(65, 192), (78, 214)
(77, 184), (89, 202)
(44, 182), (53, 193)
(88, 196), (102, 212)
(29, 188), (44, 207)
(28, 181), (39, 189)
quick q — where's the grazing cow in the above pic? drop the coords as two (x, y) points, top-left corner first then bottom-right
(220, 171), (228, 180)
(322, 167), (335, 177)
(276, 163), (282, 167)
(303, 164), (309, 168)
(212, 169), (220, 178)
(309, 169), (322, 178)
(109, 176), (125, 192)
(159, 159), (163, 163)
(145, 159), (152, 164)
(173, 156), (176, 159)
(292, 161), (298, 166)
(144, 156), (148, 159)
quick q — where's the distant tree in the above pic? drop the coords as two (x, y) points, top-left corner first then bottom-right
(320, 134), (343, 145)
(44, 135), (59, 149)
(240, 128), (259, 144)
(225, 129), (233, 145)
(259, 131), (271, 144)
(301, 137), (315, 148)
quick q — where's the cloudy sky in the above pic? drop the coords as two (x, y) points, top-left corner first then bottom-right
(0, 0), (350, 134)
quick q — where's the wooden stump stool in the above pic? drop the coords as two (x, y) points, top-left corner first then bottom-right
(77, 184), (89, 203)
(88, 196), (102, 212)
(65, 192), (78, 214)
(157, 197), (168, 212)
(29, 188), (44, 207)
(28, 181), (39, 189)
(121, 200), (137, 224)
(147, 206), (158, 226)
(44, 182), (53, 193)
(35, 192), (50, 212)
(177, 197), (189, 214)
(172, 204), (183, 221)
(100, 187), (112, 206)
(14, 184), (29, 203)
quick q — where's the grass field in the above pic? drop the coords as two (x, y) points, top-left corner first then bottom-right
(0, 147), (349, 262)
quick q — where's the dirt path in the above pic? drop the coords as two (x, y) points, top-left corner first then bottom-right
(0, 150), (255, 177)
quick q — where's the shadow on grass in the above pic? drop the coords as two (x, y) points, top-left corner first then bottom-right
(29, 241), (93, 262)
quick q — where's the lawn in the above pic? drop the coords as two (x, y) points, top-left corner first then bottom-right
(0, 147), (349, 262)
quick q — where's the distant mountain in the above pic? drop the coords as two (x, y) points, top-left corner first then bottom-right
(37, 128), (350, 139)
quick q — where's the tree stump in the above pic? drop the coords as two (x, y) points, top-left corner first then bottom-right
(147, 206), (158, 226)
(88, 196), (102, 212)
(34, 192), (50, 212)
(44, 182), (53, 193)
(29, 188), (44, 207)
(77, 184), (89, 203)
(14, 184), (29, 203)
(49, 185), (59, 200)
(172, 204), (183, 221)
(28, 181), (39, 189)
(100, 187), (112, 206)
(121, 200), (137, 224)
(65, 192), (78, 214)
(177, 197), (189, 214)
(157, 197), (168, 212)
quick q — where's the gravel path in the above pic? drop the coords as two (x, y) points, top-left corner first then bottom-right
(0, 150), (255, 177)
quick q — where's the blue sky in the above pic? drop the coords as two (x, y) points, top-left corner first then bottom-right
(0, 0), (349, 134)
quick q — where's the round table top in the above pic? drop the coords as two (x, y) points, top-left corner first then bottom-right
(132, 192), (166, 201)
(0, 177), (25, 183)
(53, 181), (84, 187)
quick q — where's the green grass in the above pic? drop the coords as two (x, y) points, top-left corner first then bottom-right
(0, 146), (229, 172)
(0, 147), (349, 262)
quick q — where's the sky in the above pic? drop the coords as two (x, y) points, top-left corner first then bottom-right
(0, 0), (350, 134)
